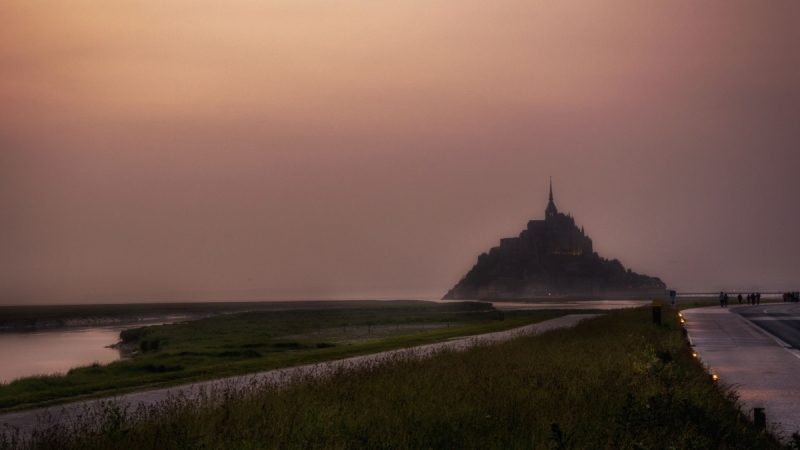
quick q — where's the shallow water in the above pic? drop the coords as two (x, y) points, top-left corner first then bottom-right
(0, 317), (188, 384)
(434, 299), (651, 310)
(0, 326), (125, 384)
(489, 299), (650, 310)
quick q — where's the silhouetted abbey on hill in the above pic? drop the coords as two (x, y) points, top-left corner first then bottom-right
(443, 182), (667, 299)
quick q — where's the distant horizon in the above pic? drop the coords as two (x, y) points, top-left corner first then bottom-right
(1, 285), (794, 307)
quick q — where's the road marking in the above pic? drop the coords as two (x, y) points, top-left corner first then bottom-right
(685, 306), (800, 442)
(737, 313), (799, 355)
(748, 317), (796, 321)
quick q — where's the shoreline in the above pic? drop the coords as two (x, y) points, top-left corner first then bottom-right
(0, 300), (438, 333)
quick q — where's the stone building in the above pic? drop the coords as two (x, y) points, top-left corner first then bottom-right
(443, 182), (667, 299)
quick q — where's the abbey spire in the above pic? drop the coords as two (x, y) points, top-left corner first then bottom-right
(545, 177), (558, 219)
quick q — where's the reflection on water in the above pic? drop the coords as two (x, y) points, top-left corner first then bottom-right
(434, 299), (650, 311)
(0, 317), (185, 384)
(489, 300), (650, 310)
(0, 327), (124, 384)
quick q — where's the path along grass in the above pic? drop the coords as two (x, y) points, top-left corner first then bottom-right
(0, 303), (565, 410)
(1, 307), (784, 449)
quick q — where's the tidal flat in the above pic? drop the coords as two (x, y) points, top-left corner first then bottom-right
(0, 300), (442, 332)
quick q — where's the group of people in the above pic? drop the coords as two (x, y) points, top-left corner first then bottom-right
(743, 292), (762, 305)
(718, 291), (761, 307)
(717, 291), (800, 307)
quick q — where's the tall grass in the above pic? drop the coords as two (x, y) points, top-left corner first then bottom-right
(1, 308), (782, 449)
(3, 303), (556, 410)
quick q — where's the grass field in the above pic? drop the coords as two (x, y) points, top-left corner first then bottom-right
(0, 302), (568, 411)
(1, 306), (786, 450)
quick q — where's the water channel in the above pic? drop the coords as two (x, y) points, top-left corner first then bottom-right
(0, 318), (187, 384)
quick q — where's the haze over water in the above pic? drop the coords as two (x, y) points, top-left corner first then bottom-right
(1, 0), (798, 305)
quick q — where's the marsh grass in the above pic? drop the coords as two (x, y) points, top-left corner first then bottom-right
(1, 308), (783, 449)
(0, 303), (566, 410)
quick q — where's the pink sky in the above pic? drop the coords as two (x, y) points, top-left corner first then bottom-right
(1, 0), (799, 304)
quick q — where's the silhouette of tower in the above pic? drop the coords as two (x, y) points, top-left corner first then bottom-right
(545, 177), (558, 219)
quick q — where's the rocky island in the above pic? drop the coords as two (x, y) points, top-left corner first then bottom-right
(444, 182), (667, 299)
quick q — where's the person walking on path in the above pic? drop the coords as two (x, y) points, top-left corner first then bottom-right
(724, 292), (729, 307)
(757, 292), (761, 305)
(719, 291), (725, 307)
(738, 293), (743, 304)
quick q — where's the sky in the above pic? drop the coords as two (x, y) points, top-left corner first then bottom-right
(1, 0), (799, 305)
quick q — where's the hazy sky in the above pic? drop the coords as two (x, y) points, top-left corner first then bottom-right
(1, 0), (799, 305)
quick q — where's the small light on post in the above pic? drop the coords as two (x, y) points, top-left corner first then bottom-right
(711, 374), (718, 382)
(692, 352), (697, 358)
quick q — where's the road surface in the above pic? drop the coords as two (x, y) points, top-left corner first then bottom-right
(683, 304), (800, 442)
(735, 303), (800, 353)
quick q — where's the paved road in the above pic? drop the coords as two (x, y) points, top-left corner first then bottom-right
(683, 305), (800, 442)
(735, 303), (800, 353)
(1, 314), (597, 437)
